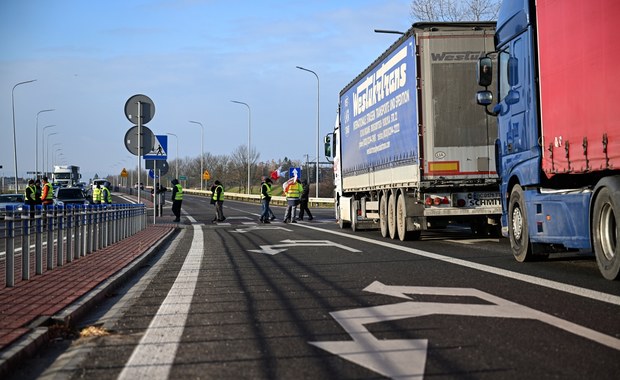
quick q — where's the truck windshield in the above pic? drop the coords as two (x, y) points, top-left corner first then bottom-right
(55, 173), (71, 179)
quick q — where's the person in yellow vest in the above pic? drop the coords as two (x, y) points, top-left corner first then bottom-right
(101, 182), (112, 204)
(283, 178), (303, 223)
(259, 177), (273, 223)
(92, 183), (102, 204)
(171, 179), (183, 222)
(211, 180), (226, 223)
(25, 179), (37, 219)
(40, 176), (54, 209)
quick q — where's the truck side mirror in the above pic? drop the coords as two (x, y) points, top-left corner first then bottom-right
(477, 57), (493, 87)
(476, 90), (493, 106)
(324, 134), (332, 158)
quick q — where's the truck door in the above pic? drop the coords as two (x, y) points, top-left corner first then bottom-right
(496, 33), (541, 189)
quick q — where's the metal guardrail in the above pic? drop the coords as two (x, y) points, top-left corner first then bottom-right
(0, 203), (147, 288)
(183, 189), (335, 208)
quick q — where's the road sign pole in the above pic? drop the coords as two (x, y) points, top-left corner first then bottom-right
(137, 101), (142, 204)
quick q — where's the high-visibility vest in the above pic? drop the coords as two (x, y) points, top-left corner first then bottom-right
(93, 187), (102, 202)
(174, 184), (183, 200)
(102, 187), (112, 203)
(25, 185), (37, 202)
(286, 183), (302, 199)
(212, 185), (224, 201)
(42, 182), (54, 201)
(261, 183), (272, 199)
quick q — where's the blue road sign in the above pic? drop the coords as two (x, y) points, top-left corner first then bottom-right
(289, 167), (302, 179)
(144, 135), (167, 160)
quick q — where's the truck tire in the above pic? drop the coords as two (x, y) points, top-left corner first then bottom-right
(351, 201), (359, 232)
(509, 185), (535, 262)
(379, 195), (389, 238)
(592, 187), (620, 280)
(388, 193), (397, 240)
(396, 194), (421, 241)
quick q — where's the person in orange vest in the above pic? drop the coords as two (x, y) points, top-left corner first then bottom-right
(40, 176), (54, 209)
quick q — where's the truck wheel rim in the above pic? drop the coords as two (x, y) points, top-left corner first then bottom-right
(599, 202), (617, 261)
(512, 207), (523, 241)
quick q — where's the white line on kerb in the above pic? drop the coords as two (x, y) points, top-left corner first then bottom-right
(118, 216), (202, 379)
(295, 223), (620, 306)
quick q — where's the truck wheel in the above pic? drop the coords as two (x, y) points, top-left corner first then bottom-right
(379, 195), (388, 238)
(396, 194), (420, 241)
(592, 187), (620, 280)
(351, 201), (358, 232)
(509, 185), (534, 262)
(388, 193), (397, 239)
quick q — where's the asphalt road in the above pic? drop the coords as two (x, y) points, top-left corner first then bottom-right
(9, 195), (620, 379)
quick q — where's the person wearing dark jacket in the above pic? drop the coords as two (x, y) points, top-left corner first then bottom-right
(298, 179), (313, 221)
(211, 180), (226, 222)
(259, 177), (273, 223)
(171, 179), (183, 222)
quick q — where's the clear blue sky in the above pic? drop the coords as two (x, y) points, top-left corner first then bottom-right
(0, 0), (412, 181)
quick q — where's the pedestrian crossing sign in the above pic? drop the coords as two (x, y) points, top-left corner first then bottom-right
(144, 135), (167, 160)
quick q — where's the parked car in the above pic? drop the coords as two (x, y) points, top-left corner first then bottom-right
(54, 187), (90, 206)
(0, 193), (25, 219)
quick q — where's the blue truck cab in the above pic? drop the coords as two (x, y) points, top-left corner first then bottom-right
(477, 0), (620, 280)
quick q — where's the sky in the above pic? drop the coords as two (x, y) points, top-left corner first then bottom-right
(0, 0), (413, 182)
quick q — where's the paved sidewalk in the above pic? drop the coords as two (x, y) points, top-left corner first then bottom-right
(0, 210), (178, 376)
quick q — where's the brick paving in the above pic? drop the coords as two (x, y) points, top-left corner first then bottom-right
(0, 220), (175, 353)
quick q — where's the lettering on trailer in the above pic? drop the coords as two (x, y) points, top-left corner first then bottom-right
(309, 281), (620, 379)
(430, 51), (486, 62)
(340, 38), (418, 174)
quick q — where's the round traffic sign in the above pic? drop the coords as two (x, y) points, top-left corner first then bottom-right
(124, 125), (155, 156)
(124, 94), (155, 125)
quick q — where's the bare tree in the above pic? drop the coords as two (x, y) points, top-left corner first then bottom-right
(410, 0), (500, 22)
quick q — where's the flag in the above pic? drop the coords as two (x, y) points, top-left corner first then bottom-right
(270, 166), (284, 181)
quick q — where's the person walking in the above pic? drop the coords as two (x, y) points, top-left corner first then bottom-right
(92, 183), (102, 204)
(283, 178), (303, 223)
(25, 179), (38, 219)
(40, 176), (54, 209)
(171, 179), (183, 222)
(298, 179), (314, 221)
(211, 180), (226, 222)
(101, 182), (112, 204)
(259, 177), (273, 223)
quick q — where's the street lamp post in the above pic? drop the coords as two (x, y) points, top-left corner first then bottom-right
(12, 79), (37, 191)
(296, 66), (320, 198)
(166, 132), (179, 180)
(50, 143), (61, 178)
(188, 121), (204, 191)
(35, 109), (55, 179)
(44, 131), (58, 177)
(230, 100), (251, 194)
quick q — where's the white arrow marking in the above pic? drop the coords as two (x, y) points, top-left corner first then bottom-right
(248, 240), (361, 255)
(310, 282), (620, 379)
(232, 226), (293, 233)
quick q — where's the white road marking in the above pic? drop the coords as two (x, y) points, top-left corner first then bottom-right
(248, 239), (362, 255)
(310, 282), (620, 378)
(294, 224), (620, 306)
(118, 216), (202, 379)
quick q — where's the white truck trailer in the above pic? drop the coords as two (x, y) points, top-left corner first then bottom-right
(326, 22), (501, 240)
